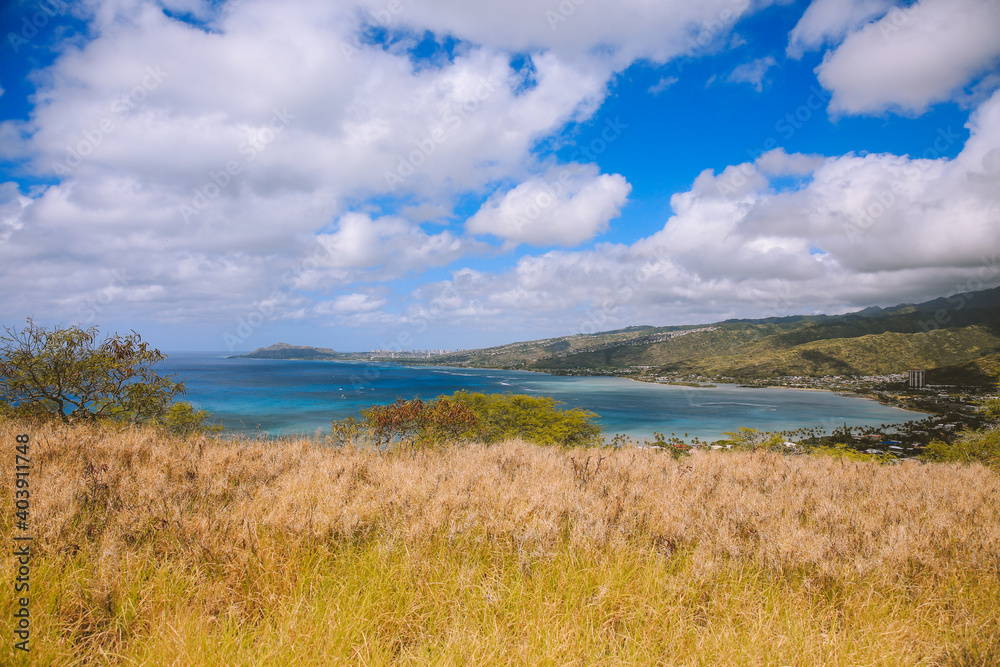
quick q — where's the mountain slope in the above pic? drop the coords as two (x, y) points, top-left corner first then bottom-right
(432, 287), (1000, 380)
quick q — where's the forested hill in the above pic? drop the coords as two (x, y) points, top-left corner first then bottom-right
(425, 286), (1000, 382)
(231, 342), (342, 360)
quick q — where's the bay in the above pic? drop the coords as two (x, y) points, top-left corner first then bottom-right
(157, 352), (929, 442)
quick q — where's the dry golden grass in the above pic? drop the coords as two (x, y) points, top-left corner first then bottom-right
(2, 417), (1000, 665)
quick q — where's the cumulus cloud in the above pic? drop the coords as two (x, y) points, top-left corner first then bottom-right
(787, 0), (892, 58)
(465, 165), (631, 247)
(726, 56), (777, 92)
(0, 0), (619, 327)
(353, 0), (766, 67)
(816, 0), (1000, 114)
(305, 213), (469, 284)
(2, 0), (997, 347)
(0, 0), (774, 337)
(409, 91), (1000, 334)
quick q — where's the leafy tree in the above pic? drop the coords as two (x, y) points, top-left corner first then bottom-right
(447, 391), (602, 447)
(720, 427), (786, 452)
(361, 396), (480, 448)
(331, 391), (603, 449)
(329, 416), (369, 447)
(643, 432), (691, 460)
(161, 401), (223, 437)
(920, 374), (1000, 467)
(922, 429), (1000, 468)
(0, 319), (184, 424)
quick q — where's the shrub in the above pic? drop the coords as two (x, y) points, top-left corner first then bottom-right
(720, 427), (786, 452)
(643, 431), (691, 460)
(160, 401), (223, 437)
(332, 391), (603, 449)
(447, 390), (602, 447)
(360, 396), (480, 449)
(922, 427), (1000, 467)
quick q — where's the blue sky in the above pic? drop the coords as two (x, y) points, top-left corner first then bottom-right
(1, 0), (998, 353)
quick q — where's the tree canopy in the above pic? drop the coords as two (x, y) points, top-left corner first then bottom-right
(0, 319), (184, 424)
(332, 390), (603, 448)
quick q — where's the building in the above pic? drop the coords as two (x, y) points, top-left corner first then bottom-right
(908, 369), (925, 388)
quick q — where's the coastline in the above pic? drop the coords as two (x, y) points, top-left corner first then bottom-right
(198, 356), (942, 439)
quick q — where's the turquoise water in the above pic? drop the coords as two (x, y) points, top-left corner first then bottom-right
(158, 353), (929, 442)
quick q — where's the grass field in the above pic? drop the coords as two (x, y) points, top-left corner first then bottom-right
(2, 418), (1000, 665)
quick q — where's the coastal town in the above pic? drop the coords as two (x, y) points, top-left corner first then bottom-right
(630, 369), (997, 457)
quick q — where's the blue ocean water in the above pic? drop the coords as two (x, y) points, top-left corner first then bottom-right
(157, 352), (929, 442)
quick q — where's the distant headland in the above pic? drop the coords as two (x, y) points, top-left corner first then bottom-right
(230, 342), (342, 360)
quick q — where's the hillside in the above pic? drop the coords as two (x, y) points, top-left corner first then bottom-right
(8, 418), (1000, 664)
(429, 287), (1000, 381)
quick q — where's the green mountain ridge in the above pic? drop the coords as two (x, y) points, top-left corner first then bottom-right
(429, 287), (1000, 381)
(234, 287), (1000, 382)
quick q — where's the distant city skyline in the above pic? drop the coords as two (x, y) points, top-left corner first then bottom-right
(1, 0), (998, 352)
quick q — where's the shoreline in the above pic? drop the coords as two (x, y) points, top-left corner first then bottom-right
(191, 356), (942, 439)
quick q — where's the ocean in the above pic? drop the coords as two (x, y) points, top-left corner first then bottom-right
(156, 352), (929, 442)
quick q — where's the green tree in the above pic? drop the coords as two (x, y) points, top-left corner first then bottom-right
(331, 391), (603, 449)
(161, 401), (223, 437)
(446, 391), (602, 447)
(920, 374), (1000, 467)
(0, 319), (184, 424)
(922, 429), (1000, 467)
(721, 427), (786, 452)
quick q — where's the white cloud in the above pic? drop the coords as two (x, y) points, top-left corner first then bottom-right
(319, 293), (388, 314)
(2, 0), (997, 346)
(354, 0), (767, 67)
(754, 148), (826, 176)
(816, 0), (1000, 114)
(305, 213), (469, 284)
(787, 0), (892, 58)
(465, 164), (631, 247)
(0, 0), (773, 335)
(648, 76), (678, 95)
(0, 0), (619, 328)
(726, 56), (777, 92)
(411, 91), (1000, 333)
